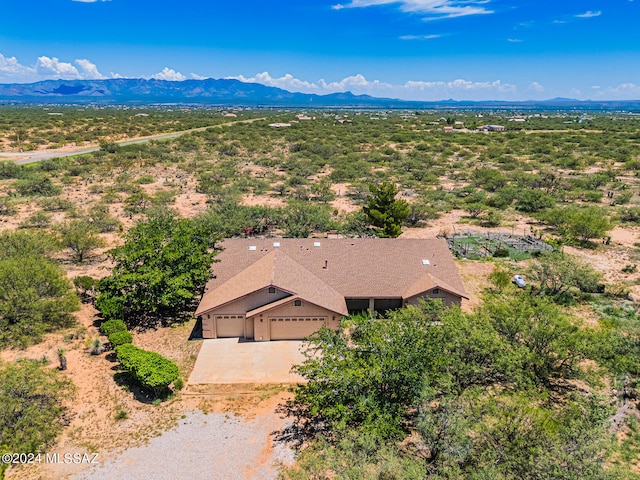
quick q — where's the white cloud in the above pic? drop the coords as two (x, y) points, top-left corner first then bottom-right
(150, 67), (187, 81)
(335, 0), (493, 20)
(575, 10), (601, 18)
(190, 73), (209, 80)
(0, 52), (117, 82)
(507, 38), (523, 43)
(231, 72), (518, 101)
(0, 53), (35, 82)
(404, 78), (516, 96)
(75, 58), (106, 79)
(400, 34), (442, 40)
(331, 3), (345, 9)
(593, 83), (640, 99)
(72, 0), (110, 3)
(528, 82), (544, 93)
(35, 56), (82, 79)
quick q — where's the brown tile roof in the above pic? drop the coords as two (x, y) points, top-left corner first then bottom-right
(196, 239), (467, 317)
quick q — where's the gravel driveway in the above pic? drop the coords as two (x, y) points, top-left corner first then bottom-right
(72, 410), (294, 480)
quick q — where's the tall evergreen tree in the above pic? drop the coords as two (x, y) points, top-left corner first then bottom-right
(363, 182), (410, 238)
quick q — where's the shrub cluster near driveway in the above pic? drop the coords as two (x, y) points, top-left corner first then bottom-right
(115, 344), (179, 397)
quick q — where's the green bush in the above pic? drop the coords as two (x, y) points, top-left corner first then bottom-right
(115, 344), (179, 396)
(114, 343), (138, 370)
(14, 176), (62, 197)
(108, 330), (133, 347)
(135, 175), (155, 184)
(100, 319), (127, 337)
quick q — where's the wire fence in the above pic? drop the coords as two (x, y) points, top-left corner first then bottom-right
(441, 230), (553, 261)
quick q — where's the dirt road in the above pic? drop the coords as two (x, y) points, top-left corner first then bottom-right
(0, 117), (265, 165)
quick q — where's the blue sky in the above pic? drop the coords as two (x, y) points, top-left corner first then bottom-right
(0, 0), (638, 100)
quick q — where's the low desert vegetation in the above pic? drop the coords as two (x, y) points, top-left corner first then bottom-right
(1, 106), (640, 477)
(0, 358), (73, 478)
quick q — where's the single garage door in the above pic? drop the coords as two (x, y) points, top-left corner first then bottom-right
(270, 317), (325, 340)
(215, 315), (245, 338)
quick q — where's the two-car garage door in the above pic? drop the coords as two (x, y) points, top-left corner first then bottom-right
(207, 315), (326, 340)
(270, 317), (326, 340)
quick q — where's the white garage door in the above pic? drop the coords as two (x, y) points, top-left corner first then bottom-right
(270, 317), (326, 340)
(215, 315), (244, 338)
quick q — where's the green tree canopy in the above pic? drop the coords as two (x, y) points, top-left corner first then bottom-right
(363, 182), (410, 238)
(282, 295), (620, 479)
(96, 212), (218, 329)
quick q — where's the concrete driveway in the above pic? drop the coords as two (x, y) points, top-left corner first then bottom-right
(188, 338), (307, 384)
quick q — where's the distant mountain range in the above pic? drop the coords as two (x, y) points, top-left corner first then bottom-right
(1, 78), (639, 110)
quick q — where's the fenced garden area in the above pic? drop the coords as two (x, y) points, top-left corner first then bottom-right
(443, 230), (553, 261)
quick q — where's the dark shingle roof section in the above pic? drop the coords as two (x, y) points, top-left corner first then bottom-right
(196, 238), (467, 316)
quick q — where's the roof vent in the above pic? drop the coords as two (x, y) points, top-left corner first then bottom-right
(273, 242), (280, 248)
(313, 242), (321, 247)
(422, 259), (431, 266)
(249, 246), (257, 251)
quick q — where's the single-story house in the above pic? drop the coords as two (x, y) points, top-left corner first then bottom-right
(195, 238), (468, 341)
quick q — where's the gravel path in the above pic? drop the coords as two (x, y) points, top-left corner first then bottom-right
(71, 410), (294, 480)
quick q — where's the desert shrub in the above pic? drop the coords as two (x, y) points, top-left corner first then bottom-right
(0, 197), (17, 216)
(87, 337), (104, 355)
(74, 275), (97, 303)
(0, 161), (23, 179)
(19, 211), (51, 229)
(135, 174), (155, 184)
(0, 359), (73, 461)
(38, 197), (73, 212)
(0, 252), (79, 349)
(88, 204), (121, 232)
(100, 319), (128, 337)
(57, 220), (106, 263)
(14, 176), (62, 197)
(619, 207), (640, 224)
(108, 330), (133, 347)
(515, 189), (556, 213)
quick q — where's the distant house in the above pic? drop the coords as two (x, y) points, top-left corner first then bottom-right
(195, 239), (467, 341)
(478, 125), (506, 132)
(443, 126), (454, 132)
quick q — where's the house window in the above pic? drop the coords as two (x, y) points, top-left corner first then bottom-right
(294, 300), (302, 307)
(432, 288), (440, 295)
(268, 287), (276, 294)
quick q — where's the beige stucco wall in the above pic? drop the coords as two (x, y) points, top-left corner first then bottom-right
(208, 286), (290, 316)
(201, 287), (290, 339)
(251, 300), (342, 341)
(405, 290), (462, 308)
